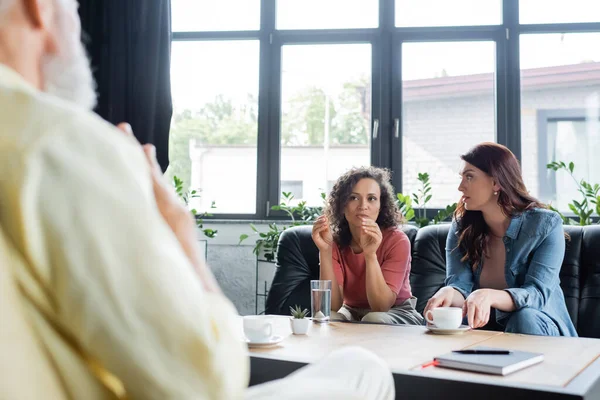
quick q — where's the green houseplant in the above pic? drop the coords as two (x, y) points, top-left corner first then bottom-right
(546, 161), (600, 225)
(239, 192), (325, 262)
(290, 305), (309, 319)
(396, 172), (457, 228)
(289, 305), (310, 335)
(172, 175), (218, 238)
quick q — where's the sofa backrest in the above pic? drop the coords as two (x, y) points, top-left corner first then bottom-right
(266, 223), (600, 338)
(407, 224), (449, 314)
(564, 225), (600, 338)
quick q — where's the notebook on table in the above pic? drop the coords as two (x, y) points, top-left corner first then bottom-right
(434, 346), (544, 376)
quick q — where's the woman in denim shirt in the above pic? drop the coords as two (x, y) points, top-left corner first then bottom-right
(424, 143), (577, 337)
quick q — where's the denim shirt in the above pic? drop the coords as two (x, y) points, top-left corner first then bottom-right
(445, 208), (577, 337)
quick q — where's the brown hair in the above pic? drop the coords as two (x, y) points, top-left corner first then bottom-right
(325, 166), (404, 248)
(454, 143), (546, 269)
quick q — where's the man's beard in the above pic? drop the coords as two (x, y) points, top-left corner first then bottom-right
(41, 34), (97, 111)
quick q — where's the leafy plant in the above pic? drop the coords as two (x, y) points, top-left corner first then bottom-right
(396, 193), (415, 222)
(412, 172), (433, 227)
(432, 203), (458, 225)
(239, 223), (282, 262)
(290, 304), (309, 319)
(546, 161), (600, 225)
(172, 175), (218, 238)
(239, 192), (325, 262)
(396, 172), (457, 228)
(271, 191), (324, 224)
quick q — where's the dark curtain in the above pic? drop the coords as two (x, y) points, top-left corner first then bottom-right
(78, 0), (173, 172)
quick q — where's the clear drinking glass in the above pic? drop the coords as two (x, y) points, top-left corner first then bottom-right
(311, 280), (332, 323)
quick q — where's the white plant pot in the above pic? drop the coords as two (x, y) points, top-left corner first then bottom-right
(290, 317), (310, 335)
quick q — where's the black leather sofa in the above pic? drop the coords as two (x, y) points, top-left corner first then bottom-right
(265, 224), (600, 338)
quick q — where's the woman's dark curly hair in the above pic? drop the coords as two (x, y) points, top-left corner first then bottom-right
(324, 166), (404, 249)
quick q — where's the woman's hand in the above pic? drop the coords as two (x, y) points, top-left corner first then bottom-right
(312, 215), (333, 252)
(359, 217), (382, 255)
(464, 289), (493, 329)
(423, 286), (458, 320)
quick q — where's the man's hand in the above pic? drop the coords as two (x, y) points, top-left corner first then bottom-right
(116, 123), (191, 233)
(116, 123), (220, 293)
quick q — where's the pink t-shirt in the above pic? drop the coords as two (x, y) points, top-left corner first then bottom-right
(332, 227), (413, 309)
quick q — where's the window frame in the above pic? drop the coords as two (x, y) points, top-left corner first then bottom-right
(268, 33), (382, 218)
(390, 29), (508, 196)
(536, 109), (600, 203)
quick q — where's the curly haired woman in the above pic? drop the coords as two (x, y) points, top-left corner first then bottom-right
(312, 166), (424, 325)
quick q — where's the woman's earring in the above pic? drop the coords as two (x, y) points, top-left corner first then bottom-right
(494, 191), (498, 196)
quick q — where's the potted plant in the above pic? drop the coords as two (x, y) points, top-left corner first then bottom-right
(547, 161), (600, 225)
(172, 175), (218, 238)
(239, 191), (325, 262)
(290, 305), (311, 335)
(396, 172), (457, 227)
(172, 175), (217, 261)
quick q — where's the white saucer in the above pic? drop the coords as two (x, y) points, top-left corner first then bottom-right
(245, 335), (284, 348)
(426, 325), (471, 335)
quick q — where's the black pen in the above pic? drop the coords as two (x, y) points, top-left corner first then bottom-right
(452, 350), (511, 355)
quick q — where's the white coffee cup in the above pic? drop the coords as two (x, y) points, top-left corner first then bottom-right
(243, 316), (273, 342)
(425, 307), (463, 329)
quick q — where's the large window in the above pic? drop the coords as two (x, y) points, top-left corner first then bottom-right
(401, 41), (497, 207)
(395, 0), (502, 27)
(519, 0), (600, 24)
(276, 0), (378, 30)
(169, 41), (260, 214)
(534, 114), (600, 211)
(170, 1), (600, 218)
(520, 32), (600, 209)
(171, 0), (260, 32)
(280, 44), (372, 205)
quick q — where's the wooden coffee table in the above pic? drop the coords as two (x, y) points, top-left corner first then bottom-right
(246, 316), (600, 400)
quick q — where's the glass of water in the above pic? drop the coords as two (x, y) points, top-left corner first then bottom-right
(311, 280), (332, 323)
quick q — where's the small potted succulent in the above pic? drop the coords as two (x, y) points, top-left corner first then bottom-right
(289, 305), (311, 335)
